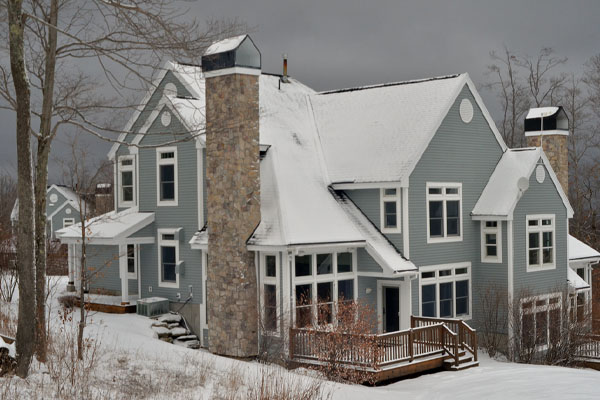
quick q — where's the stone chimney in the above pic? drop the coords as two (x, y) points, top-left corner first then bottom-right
(525, 106), (569, 194)
(202, 35), (261, 358)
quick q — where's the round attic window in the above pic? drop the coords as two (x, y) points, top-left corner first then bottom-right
(536, 165), (546, 184)
(49, 193), (58, 203)
(163, 82), (177, 97)
(65, 208), (71, 215)
(161, 111), (171, 127)
(459, 99), (474, 123)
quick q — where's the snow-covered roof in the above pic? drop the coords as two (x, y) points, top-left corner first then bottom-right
(526, 107), (560, 119)
(472, 148), (573, 218)
(189, 227), (208, 250)
(567, 267), (590, 290)
(56, 207), (154, 244)
(11, 184), (86, 222)
(204, 34), (247, 56)
(332, 190), (416, 274)
(169, 97), (204, 135)
(310, 74), (506, 185)
(569, 235), (600, 262)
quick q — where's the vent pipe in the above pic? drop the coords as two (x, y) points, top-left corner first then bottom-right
(281, 54), (289, 83)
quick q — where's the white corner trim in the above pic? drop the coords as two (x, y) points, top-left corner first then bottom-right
(203, 67), (261, 78)
(402, 187), (410, 259)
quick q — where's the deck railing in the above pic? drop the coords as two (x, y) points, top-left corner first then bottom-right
(289, 316), (476, 370)
(575, 334), (600, 360)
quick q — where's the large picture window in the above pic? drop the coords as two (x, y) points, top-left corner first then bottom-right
(157, 147), (178, 206)
(118, 156), (135, 207)
(419, 263), (471, 319)
(521, 293), (561, 349)
(526, 215), (555, 271)
(158, 229), (179, 288)
(426, 183), (462, 243)
(292, 250), (357, 327)
(380, 188), (401, 233)
(481, 221), (502, 263)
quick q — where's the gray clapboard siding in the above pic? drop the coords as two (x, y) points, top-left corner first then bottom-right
(356, 249), (384, 273)
(50, 205), (79, 234)
(513, 162), (568, 296)
(46, 187), (67, 216)
(87, 244), (137, 294)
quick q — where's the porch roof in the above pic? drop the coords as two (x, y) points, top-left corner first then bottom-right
(568, 267), (590, 290)
(568, 235), (600, 262)
(56, 207), (154, 245)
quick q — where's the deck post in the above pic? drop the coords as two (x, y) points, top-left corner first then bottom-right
(454, 333), (459, 367)
(409, 329), (414, 361)
(473, 331), (478, 362)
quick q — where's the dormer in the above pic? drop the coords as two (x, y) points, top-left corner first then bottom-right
(201, 34), (261, 74)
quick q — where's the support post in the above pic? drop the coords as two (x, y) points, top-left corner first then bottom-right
(118, 244), (129, 305)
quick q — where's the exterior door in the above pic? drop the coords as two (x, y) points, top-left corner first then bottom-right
(383, 286), (400, 332)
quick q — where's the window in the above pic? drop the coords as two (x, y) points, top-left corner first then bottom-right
(521, 293), (561, 349)
(156, 147), (178, 206)
(380, 188), (401, 233)
(261, 254), (279, 334)
(158, 229), (179, 287)
(426, 183), (462, 243)
(126, 244), (137, 276)
(63, 218), (75, 228)
(526, 215), (555, 271)
(481, 221), (502, 263)
(293, 250), (357, 327)
(118, 156), (135, 207)
(419, 263), (471, 319)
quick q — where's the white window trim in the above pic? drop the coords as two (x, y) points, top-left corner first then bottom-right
(63, 218), (75, 228)
(118, 155), (136, 208)
(426, 182), (463, 244)
(520, 292), (562, 351)
(481, 220), (502, 263)
(156, 147), (178, 207)
(380, 188), (401, 234)
(157, 228), (180, 288)
(526, 214), (556, 272)
(418, 262), (472, 320)
(260, 253), (281, 336)
(291, 249), (358, 327)
(126, 244), (138, 279)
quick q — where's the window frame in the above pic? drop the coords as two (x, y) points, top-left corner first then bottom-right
(418, 262), (472, 320)
(157, 228), (180, 288)
(526, 214), (556, 272)
(156, 147), (178, 207)
(520, 292), (562, 350)
(481, 220), (502, 263)
(62, 218), (75, 228)
(291, 249), (358, 328)
(380, 188), (401, 234)
(118, 155), (136, 208)
(426, 182), (463, 244)
(260, 253), (280, 336)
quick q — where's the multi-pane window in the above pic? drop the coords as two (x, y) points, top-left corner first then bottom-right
(118, 156), (135, 207)
(521, 293), (561, 349)
(527, 215), (555, 270)
(127, 244), (136, 275)
(63, 218), (75, 228)
(426, 183), (462, 242)
(262, 254), (279, 334)
(293, 251), (356, 327)
(420, 264), (470, 318)
(157, 148), (178, 205)
(481, 221), (502, 263)
(380, 188), (401, 233)
(158, 231), (178, 287)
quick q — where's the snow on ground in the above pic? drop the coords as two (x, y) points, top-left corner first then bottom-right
(1, 277), (598, 399)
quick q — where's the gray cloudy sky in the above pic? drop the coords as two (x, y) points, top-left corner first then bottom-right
(1, 0), (600, 180)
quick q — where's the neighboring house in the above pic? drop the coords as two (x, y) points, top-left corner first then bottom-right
(56, 35), (595, 363)
(12, 184), (86, 240)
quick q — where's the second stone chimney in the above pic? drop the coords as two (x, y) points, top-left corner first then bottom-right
(525, 106), (569, 194)
(202, 34), (261, 358)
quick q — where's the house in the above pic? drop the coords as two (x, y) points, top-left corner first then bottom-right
(56, 35), (596, 371)
(11, 184), (86, 240)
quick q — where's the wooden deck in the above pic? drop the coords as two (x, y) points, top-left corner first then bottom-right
(289, 316), (479, 382)
(575, 334), (600, 370)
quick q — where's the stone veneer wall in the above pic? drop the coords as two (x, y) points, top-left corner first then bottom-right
(205, 72), (260, 357)
(527, 135), (568, 195)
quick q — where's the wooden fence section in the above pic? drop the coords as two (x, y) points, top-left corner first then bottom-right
(576, 334), (600, 360)
(289, 316), (478, 371)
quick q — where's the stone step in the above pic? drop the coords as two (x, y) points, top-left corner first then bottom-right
(158, 313), (182, 324)
(177, 335), (199, 341)
(174, 339), (201, 349)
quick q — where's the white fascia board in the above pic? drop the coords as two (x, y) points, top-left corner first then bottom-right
(203, 67), (261, 78)
(108, 61), (172, 160)
(59, 236), (155, 245)
(290, 241), (367, 254)
(247, 244), (288, 252)
(190, 242), (208, 251)
(331, 180), (407, 190)
(364, 242), (412, 276)
(524, 129), (569, 137)
(471, 214), (511, 221)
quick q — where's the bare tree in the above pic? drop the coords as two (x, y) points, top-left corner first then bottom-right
(519, 48), (568, 107)
(0, 171), (16, 229)
(2, 0), (245, 372)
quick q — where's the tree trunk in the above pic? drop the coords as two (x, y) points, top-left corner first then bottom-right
(77, 210), (86, 360)
(34, 0), (59, 363)
(8, 0), (37, 378)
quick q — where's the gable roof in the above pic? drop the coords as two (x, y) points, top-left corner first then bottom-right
(310, 73), (507, 185)
(569, 235), (600, 262)
(472, 147), (573, 218)
(204, 34), (248, 56)
(11, 184), (86, 222)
